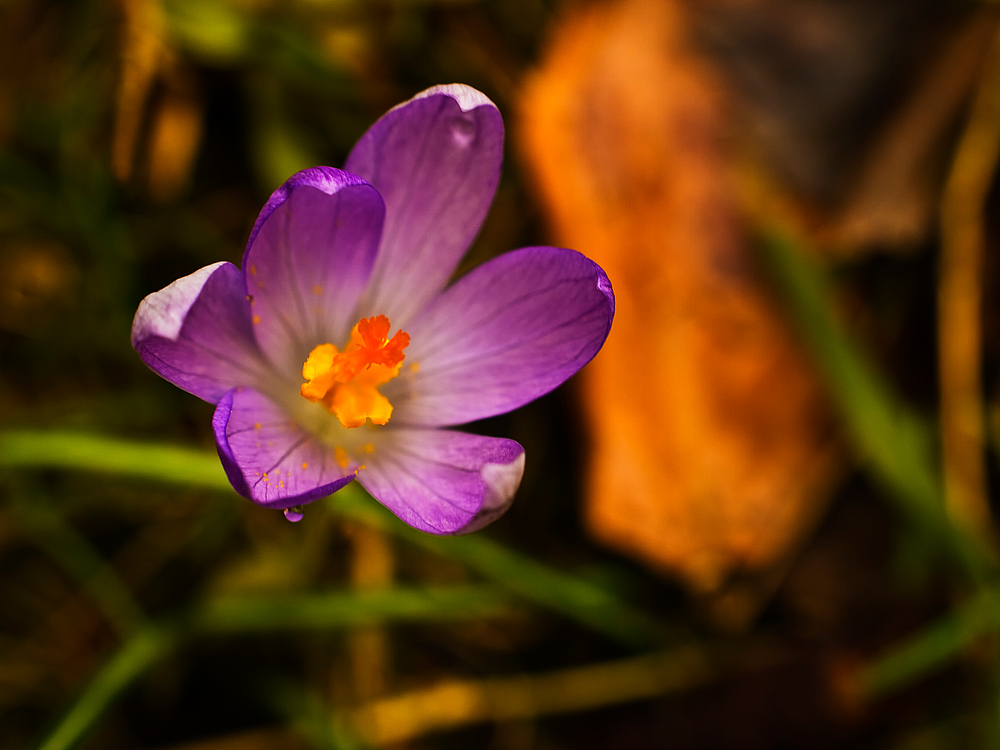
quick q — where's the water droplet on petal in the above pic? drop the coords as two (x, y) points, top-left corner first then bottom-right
(284, 506), (305, 522)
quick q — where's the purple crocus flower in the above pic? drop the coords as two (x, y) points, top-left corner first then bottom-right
(131, 84), (614, 534)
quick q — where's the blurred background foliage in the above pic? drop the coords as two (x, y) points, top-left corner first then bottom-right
(5, 0), (1000, 747)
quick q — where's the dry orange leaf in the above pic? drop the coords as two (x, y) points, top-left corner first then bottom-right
(519, 0), (842, 593)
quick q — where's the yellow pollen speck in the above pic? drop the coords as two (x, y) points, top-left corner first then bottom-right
(363, 443), (374, 454)
(409, 361), (420, 373)
(301, 462), (308, 470)
(252, 315), (261, 324)
(254, 423), (261, 430)
(335, 446), (350, 469)
(312, 284), (323, 296)
(257, 280), (265, 289)
(249, 265), (257, 275)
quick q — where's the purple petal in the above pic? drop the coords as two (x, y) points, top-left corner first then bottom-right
(345, 84), (504, 326)
(387, 247), (614, 426)
(132, 262), (266, 403)
(357, 429), (524, 534)
(243, 167), (385, 377)
(213, 387), (357, 509)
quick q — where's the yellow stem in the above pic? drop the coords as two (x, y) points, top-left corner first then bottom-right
(939, 16), (1000, 532)
(345, 522), (395, 702)
(349, 647), (714, 746)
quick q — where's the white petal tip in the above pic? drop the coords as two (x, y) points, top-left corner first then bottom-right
(410, 84), (497, 113)
(131, 261), (229, 346)
(456, 450), (525, 534)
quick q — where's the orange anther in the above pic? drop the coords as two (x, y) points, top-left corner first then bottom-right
(300, 316), (410, 428)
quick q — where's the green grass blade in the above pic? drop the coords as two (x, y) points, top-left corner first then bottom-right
(36, 626), (176, 750)
(0, 431), (231, 490)
(33, 584), (521, 750)
(758, 232), (994, 579)
(192, 585), (517, 632)
(1, 430), (669, 647)
(10, 494), (148, 636)
(328, 493), (669, 648)
(759, 233), (938, 508)
(859, 588), (1000, 697)
(269, 683), (368, 750)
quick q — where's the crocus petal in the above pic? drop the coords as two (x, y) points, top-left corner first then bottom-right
(132, 262), (265, 404)
(345, 84), (504, 325)
(387, 246), (614, 426)
(213, 387), (357, 508)
(243, 167), (385, 378)
(357, 429), (525, 535)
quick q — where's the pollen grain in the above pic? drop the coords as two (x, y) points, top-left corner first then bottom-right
(335, 446), (350, 469)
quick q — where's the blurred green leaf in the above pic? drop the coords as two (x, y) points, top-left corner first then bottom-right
(249, 74), (324, 192)
(0, 431), (231, 490)
(270, 682), (366, 750)
(760, 232), (1000, 701)
(1, 430), (669, 647)
(193, 585), (518, 631)
(758, 232), (995, 581)
(759, 233), (938, 507)
(163, 0), (252, 63)
(859, 587), (1000, 698)
(328, 492), (671, 648)
(33, 584), (514, 750)
(36, 626), (177, 750)
(10, 490), (148, 636)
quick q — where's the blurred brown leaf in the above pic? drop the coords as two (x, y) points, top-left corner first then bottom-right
(116, 0), (204, 200)
(937, 21), (1000, 535)
(147, 71), (203, 202)
(344, 522), (394, 702)
(0, 241), (78, 333)
(825, 13), (998, 254)
(518, 0), (842, 597)
(114, 0), (168, 182)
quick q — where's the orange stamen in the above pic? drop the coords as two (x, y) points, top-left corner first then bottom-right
(300, 316), (410, 428)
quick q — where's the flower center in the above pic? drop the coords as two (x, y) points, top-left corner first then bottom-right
(300, 315), (410, 428)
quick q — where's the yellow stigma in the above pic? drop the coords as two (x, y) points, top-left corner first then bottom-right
(300, 315), (410, 428)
